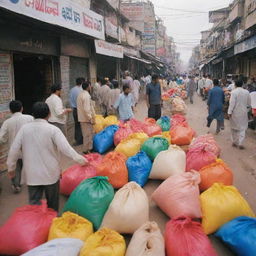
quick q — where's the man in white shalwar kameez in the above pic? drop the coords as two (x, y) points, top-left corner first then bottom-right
(228, 80), (251, 149)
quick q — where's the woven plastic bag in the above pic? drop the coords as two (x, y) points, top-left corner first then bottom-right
(97, 152), (128, 188)
(126, 132), (149, 144)
(186, 145), (216, 171)
(150, 145), (186, 180)
(215, 216), (256, 256)
(22, 238), (84, 256)
(101, 182), (149, 234)
(152, 171), (202, 218)
(171, 114), (187, 129)
(62, 176), (114, 230)
(199, 159), (233, 191)
(94, 115), (105, 133)
(165, 217), (217, 256)
(200, 183), (255, 234)
(126, 222), (165, 256)
(79, 228), (126, 256)
(93, 125), (119, 154)
(104, 115), (118, 127)
(141, 137), (169, 161)
(126, 151), (152, 187)
(60, 164), (97, 196)
(114, 126), (133, 146)
(48, 212), (93, 242)
(170, 125), (194, 145)
(115, 138), (141, 157)
(0, 201), (57, 255)
(157, 116), (171, 131)
(127, 118), (144, 133)
(142, 123), (162, 137)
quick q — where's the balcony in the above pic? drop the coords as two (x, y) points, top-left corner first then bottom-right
(228, 0), (244, 23)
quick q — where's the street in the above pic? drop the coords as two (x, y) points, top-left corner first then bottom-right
(1, 95), (256, 255)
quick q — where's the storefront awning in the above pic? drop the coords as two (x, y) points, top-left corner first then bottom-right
(95, 40), (123, 58)
(125, 54), (151, 64)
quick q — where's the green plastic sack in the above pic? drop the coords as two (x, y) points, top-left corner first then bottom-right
(157, 116), (171, 131)
(62, 177), (114, 230)
(141, 137), (169, 160)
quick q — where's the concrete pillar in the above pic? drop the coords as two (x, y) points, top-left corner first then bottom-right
(89, 52), (97, 85)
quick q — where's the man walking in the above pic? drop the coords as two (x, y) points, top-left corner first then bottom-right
(77, 81), (96, 154)
(69, 77), (85, 145)
(98, 78), (111, 117)
(7, 102), (87, 211)
(228, 80), (251, 149)
(45, 84), (72, 135)
(203, 75), (213, 100)
(146, 74), (162, 120)
(198, 75), (206, 97)
(187, 75), (197, 104)
(0, 100), (33, 193)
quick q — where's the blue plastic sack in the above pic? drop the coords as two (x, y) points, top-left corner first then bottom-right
(93, 125), (119, 154)
(157, 116), (171, 131)
(215, 216), (256, 256)
(126, 151), (152, 187)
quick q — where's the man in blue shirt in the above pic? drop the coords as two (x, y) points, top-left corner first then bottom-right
(69, 77), (85, 145)
(114, 85), (134, 121)
(146, 74), (162, 120)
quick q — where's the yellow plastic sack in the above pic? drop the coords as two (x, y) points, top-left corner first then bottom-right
(94, 115), (105, 133)
(115, 138), (141, 157)
(79, 228), (126, 256)
(154, 132), (171, 144)
(126, 132), (149, 144)
(201, 183), (255, 234)
(48, 212), (93, 242)
(104, 115), (118, 128)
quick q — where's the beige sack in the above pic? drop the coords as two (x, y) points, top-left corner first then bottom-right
(150, 145), (186, 180)
(101, 182), (149, 234)
(126, 222), (165, 256)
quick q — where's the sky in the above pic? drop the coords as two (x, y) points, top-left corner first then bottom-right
(150, 0), (233, 64)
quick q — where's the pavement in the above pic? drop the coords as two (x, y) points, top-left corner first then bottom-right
(0, 94), (256, 255)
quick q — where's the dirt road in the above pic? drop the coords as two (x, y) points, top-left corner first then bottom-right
(0, 95), (256, 255)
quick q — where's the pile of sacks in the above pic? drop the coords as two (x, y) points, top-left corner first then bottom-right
(1, 111), (255, 256)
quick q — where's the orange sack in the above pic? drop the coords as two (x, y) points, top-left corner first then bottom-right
(199, 159), (233, 192)
(170, 126), (194, 146)
(97, 152), (128, 189)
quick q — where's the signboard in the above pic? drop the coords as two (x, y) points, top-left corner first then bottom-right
(120, 3), (144, 21)
(106, 0), (119, 9)
(105, 17), (118, 39)
(234, 35), (256, 55)
(0, 0), (105, 40)
(143, 45), (156, 56)
(95, 40), (123, 58)
(123, 47), (139, 57)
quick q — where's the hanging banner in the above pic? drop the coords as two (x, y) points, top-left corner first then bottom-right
(95, 40), (123, 58)
(106, 0), (119, 9)
(0, 0), (105, 40)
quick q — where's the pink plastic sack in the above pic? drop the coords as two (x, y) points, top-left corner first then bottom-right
(0, 201), (56, 255)
(114, 126), (133, 146)
(60, 164), (97, 196)
(152, 171), (202, 218)
(143, 119), (162, 137)
(165, 217), (218, 256)
(127, 118), (145, 133)
(186, 145), (217, 171)
(171, 114), (188, 130)
(84, 153), (103, 168)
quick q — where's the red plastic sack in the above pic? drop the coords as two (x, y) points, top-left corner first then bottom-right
(60, 164), (97, 196)
(84, 153), (103, 168)
(143, 119), (162, 137)
(152, 171), (202, 219)
(171, 114), (188, 129)
(127, 119), (145, 133)
(165, 217), (218, 256)
(0, 201), (56, 255)
(114, 126), (133, 146)
(186, 145), (216, 171)
(144, 118), (156, 124)
(97, 152), (128, 188)
(170, 126), (194, 145)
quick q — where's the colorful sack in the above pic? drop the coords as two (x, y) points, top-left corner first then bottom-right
(126, 222), (165, 256)
(114, 126), (133, 146)
(97, 152), (128, 188)
(101, 182), (149, 234)
(200, 183), (255, 234)
(141, 137), (169, 161)
(126, 132), (149, 144)
(142, 123), (162, 137)
(79, 228), (126, 256)
(94, 115), (105, 133)
(152, 171), (201, 218)
(0, 201), (57, 255)
(93, 125), (119, 154)
(199, 159), (233, 191)
(171, 97), (187, 115)
(170, 125), (194, 145)
(157, 116), (171, 131)
(104, 115), (118, 127)
(165, 217), (217, 256)
(115, 138), (141, 157)
(48, 212), (93, 241)
(186, 145), (216, 171)
(144, 118), (156, 124)
(62, 177), (114, 230)
(150, 145), (186, 180)
(215, 216), (256, 256)
(84, 153), (103, 168)
(60, 164), (97, 196)
(22, 238), (84, 256)
(127, 118), (144, 133)
(126, 151), (152, 187)
(171, 114), (187, 129)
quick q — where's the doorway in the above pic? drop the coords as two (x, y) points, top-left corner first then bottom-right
(13, 54), (53, 114)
